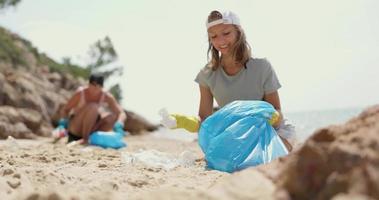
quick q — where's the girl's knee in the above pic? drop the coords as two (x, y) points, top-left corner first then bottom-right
(96, 114), (118, 131)
(103, 114), (117, 124)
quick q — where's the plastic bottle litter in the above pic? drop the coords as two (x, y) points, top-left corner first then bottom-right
(179, 150), (197, 167)
(6, 136), (20, 152)
(121, 149), (179, 170)
(276, 120), (297, 145)
(158, 108), (177, 129)
(152, 127), (198, 142)
(121, 149), (198, 170)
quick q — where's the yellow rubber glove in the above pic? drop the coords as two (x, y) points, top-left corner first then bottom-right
(268, 111), (280, 126)
(170, 114), (200, 133)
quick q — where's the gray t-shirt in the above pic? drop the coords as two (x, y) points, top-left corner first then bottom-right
(195, 58), (281, 107)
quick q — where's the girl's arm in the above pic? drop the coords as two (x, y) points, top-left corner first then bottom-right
(263, 90), (282, 127)
(198, 85), (214, 122)
(263, 91), (292, 151)
(106, 93), (127, 123)
(60, 91), (81, 118)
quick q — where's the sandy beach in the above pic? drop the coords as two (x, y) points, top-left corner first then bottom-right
(0, 129), (236, 200)
(2, 108), (379, 200)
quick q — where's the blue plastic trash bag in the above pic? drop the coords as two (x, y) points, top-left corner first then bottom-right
(113, 121), (128, 136)
(58, 118), (69, 129)
(198, 100), (288, 173)
(89, 131), (127, 149)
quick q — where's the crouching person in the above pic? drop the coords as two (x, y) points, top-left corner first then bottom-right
(60, 74), (126, 144)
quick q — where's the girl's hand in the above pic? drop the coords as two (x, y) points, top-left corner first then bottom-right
(269, 110), (282, 128)
(170, 114), (200, 133)
(273, 114), (282, 128)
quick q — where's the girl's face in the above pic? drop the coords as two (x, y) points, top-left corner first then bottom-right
(208, 24), (238, 56)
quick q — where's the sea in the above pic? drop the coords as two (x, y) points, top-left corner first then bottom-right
(284, 106), (366, 142)
(152, 106), (368, 144)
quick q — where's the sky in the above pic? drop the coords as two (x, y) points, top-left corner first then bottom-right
(1, 0), (379, 122)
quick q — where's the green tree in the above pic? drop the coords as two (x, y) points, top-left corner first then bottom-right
(0, 0), (124, 102)
(87, 36), (124, 102)
(0, 0), (21, 10)
(109, 84), (122, 103)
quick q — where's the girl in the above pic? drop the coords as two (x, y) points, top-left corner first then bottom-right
(195, 10), (293, 150)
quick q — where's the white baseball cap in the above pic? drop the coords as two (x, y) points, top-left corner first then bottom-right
(206, 10), (241, 29)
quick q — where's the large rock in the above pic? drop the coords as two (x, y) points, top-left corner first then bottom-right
(124, 110), (159, 134)
(0, 117), (34, 139)
(276, 105), (379, 200)
(206, 169), (277, 200)
(0, 73), (5, 104)
(0, 67), (80, 138)
(0, 106), (44, 138)
(0, 78), (22, 107)
(0, 26), (157, 139)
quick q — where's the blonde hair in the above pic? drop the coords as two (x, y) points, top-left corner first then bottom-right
(206, 11), (251, 70)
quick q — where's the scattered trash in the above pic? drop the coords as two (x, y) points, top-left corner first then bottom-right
(5, 136), (20, 152)
(51, 118), (68, 138)
(121, 149), (197, 170)
(66, 140), (80, 148)
(158, 108), (177, 129)
(51, 126), (67, 138)
(277, 120), (297, 145)
(80, 146), (96, 152)
(179, 150), (197, 167)
(152, 128), (197, 142)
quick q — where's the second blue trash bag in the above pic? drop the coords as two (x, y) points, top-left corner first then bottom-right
(198, 100), (288, 173)
(89, 131), (127, 149)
